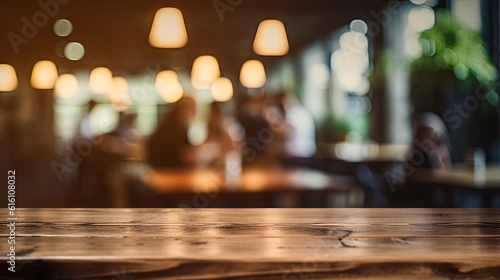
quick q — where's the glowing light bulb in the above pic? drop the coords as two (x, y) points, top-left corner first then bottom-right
(30, 60), (58, 89)
(239, 60), (266, 88)
(210, 77), (233, 102)
(89, 67), (113, 94)
(253, 19), (289, 56)
(149, 7), (188, 48)
(0, 64), (18, 92)
(54, 74), (79, 98)
(191, 55), (220, 89)
(155, 70), (183, 103)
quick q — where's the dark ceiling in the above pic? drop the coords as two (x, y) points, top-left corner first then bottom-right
(0, 0), (389, 78)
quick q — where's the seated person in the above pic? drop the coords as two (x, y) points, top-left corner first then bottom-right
(391, 112), (452, 207)
(206, 102), (239, 165)
(146, 97), (197, 168)
(407, 112), (451, 173)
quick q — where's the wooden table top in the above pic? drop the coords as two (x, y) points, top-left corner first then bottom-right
(408, 166), (500, 190)
(2, 208), (499, 279)
(142, 166), (359, 194)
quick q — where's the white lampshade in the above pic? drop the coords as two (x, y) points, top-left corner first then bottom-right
(253, 19), (289, 56)
(210, 77), (233, 102)
(239, 60), (266, 88)
(191, 55), (220, 89)
(30, 60), (58, 89)
(108, 76), (130, 112)
(149, 7), (188, 48)
(0, 64), (18, 92)
(54, 74), (79, 98)
(89, 67), (113, 94)
(155, 70), (183, 103)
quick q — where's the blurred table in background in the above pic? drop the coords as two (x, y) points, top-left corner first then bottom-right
(313, 142), (409, 174)
(4, 208), (499, 279)
(405, 165), (500, 207)
(409, 165), (500, 189)
(318, 141), (409, 163)
(118, 166), (364, 207)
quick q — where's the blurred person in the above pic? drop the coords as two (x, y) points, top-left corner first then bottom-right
(407, 112), (451, 173)
(147, 97), (196, 168)
(206, 102), (239, 163)
(147, 97), (219, 168)
(101, 112), (144, 158)
(72, 100), (107, 205)
(277, 92), (316, 159)
(390, 113), (452, 207)
(237, 95), (276, 165)
(74, 100), (99, 146)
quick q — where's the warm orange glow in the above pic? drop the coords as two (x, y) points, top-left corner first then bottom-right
(149, 7), (188, 48)
(54, 74), (79, 98)
(108, 76), (130, 112)
(155, 70), (184, 103)
(191, 55), (220, 89)
(30, 60), (58, 89)
(239, 60), (266, 88)
(210, 77), (233, 102)
(89, 67), (113, 94)
(253, 19), (289, 56)
(0, 64), (18, 92)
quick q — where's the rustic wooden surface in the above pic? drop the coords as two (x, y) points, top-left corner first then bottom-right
(1, 208), (500, 279)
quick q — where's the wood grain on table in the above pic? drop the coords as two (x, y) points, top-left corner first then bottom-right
(1, 208), (499, 279)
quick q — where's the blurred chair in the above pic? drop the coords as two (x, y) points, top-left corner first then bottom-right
(355, 165), (390, 207)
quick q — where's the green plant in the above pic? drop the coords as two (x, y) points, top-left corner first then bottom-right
(410, 9), (499, 106)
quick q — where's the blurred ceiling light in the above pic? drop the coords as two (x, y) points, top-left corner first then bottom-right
(239, 60), (266, 88)
(149, 7), (188, 48)
(160, 82), (183, 103)
(30, 60), (58, 89)
(108, 76), (131, 112)
(89, 67), (113, 94)
(408, 6), (435, 32)
(155, 70), (183, 103)
(156, 70), (179, 84)
(54, 74), (79, 98)
(349, 19), (368, 35)
(339, 31), (368, 52)
(410, 0), (427, 4)
(210, 77), (233, 102)
(0, 64), (18, 92)
(53, 19), (73, 37)
(191, 55), (220, 89)
(64, 42), (85, 61)
(253, 19), (289, 56)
